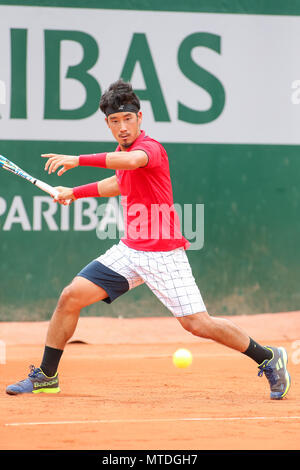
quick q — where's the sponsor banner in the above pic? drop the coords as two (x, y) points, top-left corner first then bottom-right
(0, 195), (204, 250)
(0, 6), (299, 144)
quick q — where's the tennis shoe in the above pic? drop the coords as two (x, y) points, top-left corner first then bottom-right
(6, 365), (60, 395)
(258, 346), (290, 399)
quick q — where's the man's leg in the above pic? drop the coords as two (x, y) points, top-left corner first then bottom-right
(39, 276), (108, 377)
(45, 276), (108, 350)
(177, 311), (290, 399)
(177, 311), (259, 355)
(6, 276), (108, 394)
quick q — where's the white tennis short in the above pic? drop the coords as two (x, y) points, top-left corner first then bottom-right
(91, 241), (206, 317)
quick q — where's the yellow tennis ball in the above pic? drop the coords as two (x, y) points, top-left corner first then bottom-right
(172, 348), (193, 368)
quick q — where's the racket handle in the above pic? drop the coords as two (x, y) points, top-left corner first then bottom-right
(34, 179), (72, 205)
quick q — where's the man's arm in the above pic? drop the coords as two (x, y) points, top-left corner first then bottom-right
(97, 174), (121, 197)
(105, 150), (148, 170)
(42, 150), (148, 175)
(53, 175), (121, 204)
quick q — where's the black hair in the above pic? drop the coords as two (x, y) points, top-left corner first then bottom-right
(99, 79), (140, 116)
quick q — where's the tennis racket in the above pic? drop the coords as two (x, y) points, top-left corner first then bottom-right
(0, 154), (71, 204)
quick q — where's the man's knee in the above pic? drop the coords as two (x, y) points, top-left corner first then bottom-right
(57, 276), (108, 311)
(178, 311), (213, 339)
(57, 281), (83, 310)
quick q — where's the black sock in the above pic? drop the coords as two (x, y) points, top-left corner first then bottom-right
(243, 337), (273, 365)
(40, 346), (64, 377)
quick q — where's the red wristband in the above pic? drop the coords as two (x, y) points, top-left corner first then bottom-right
(73, 182), (100, 199)
(79, 153), (107, 168)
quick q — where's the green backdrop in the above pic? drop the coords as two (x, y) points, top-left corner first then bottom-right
(1, 140), (300, 320)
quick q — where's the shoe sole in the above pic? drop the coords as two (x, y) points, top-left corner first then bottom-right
(271, 347), (291, 400)
(6, 387), (60, 395)
(32, 387), (61, 394)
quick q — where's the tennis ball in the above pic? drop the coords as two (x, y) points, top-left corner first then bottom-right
(172, 348), (193, 368)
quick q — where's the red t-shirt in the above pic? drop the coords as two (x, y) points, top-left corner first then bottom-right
(115, 130), (190, 251)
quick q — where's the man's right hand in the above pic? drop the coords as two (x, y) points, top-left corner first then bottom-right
(42, 153), (79, 176)
(53, 186), (76, 205)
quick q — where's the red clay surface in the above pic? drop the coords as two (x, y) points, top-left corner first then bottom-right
(0, 311), (299, 450)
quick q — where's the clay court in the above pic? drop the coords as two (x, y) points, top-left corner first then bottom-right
(0, 311), (299, 451)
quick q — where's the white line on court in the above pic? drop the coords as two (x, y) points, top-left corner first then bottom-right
(5, 416), (300, 427)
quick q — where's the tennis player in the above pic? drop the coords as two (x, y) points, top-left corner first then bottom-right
(6, 79), (290, 399)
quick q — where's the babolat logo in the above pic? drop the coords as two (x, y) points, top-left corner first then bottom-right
(34, 378), (58, 388)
